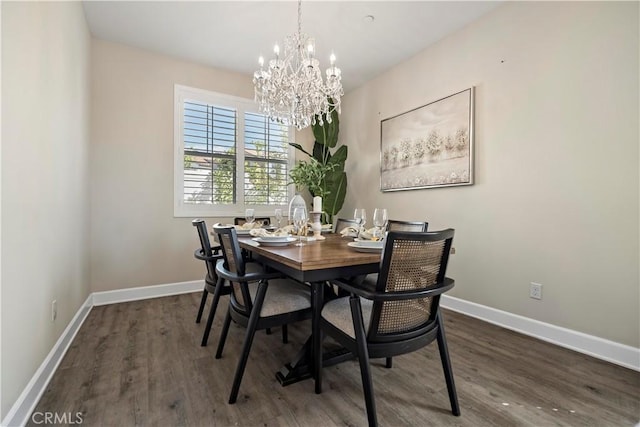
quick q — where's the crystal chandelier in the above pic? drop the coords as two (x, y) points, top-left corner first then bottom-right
(253, 0), (343, 130)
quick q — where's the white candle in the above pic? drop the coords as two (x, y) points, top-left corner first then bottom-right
(313, 196), (322, 213)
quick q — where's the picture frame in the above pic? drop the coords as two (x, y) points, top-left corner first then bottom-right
(380, 87), (474, 191)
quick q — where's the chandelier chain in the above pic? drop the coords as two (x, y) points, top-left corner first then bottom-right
(297, 0), (302, 37)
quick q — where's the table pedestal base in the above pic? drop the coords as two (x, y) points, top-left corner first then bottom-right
(275, 339), (354, 386)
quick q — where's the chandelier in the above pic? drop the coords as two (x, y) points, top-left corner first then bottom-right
(253, 0), (343, 130)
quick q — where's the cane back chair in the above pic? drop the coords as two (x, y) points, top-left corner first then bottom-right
(212, 225), (312, 404)
(192, 219), (231, 347)
(317, 229), (459, 427)
(234, 217), (271, 227)
(334, 217), (359, 234)
(386, 219), (428, 232)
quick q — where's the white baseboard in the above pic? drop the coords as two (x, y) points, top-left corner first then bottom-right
(441, 295), (640, 372)
(1, 280), (204, 427)
(92, 280), (203, 306)
(1, 294), (93, 427)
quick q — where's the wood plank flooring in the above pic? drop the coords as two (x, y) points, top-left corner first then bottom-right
(29, 293), (639, 426)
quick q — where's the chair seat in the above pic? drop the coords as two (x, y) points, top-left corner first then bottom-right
(248, 279), (311, 317)
(322, 297), (373, 338)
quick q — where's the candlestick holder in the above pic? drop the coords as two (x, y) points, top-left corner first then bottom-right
(309, 211), (326, 240)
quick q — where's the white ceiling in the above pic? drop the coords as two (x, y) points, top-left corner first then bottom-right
(83, 1), (501, 92)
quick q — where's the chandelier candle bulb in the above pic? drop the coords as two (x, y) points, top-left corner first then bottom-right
(313, 196), (322, 213)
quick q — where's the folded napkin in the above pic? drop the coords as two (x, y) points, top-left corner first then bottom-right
(359, 227), (381, 240)
(339, 226), (381, 241)
(280, 225), (295, 234)
(339, 226), (359, 238)
(235, 222), (262, 230)
(249, 226), (293, 238)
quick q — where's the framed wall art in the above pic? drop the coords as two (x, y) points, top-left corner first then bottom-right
(380, 87), (474, 191)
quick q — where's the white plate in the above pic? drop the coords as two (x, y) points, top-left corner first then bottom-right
(353, 239), (384, 248)
(348, 241), (384, 252)
(254, 235), (292, 242)
(252, 237), (297, 246)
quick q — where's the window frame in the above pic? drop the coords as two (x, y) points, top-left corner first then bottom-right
(174, 84), (295, 218)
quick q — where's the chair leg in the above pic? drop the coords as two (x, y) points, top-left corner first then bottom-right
(282, 324), (288, 344)
(196, 289), (208, 323)
(215, 307), (232, 359)
(312, 281), (325, 394)
(385, 357), (393, 369)
(229, 280), (268, 404)
(436, 310), (460, 416)
(201, 277), (225, 347)
(201, 300), (216, 347)
(266, 328), (272, 335)
(314, 328), (324, 394)
(350, 296), (378, 427)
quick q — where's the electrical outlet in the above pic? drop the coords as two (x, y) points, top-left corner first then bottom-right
(450, 247), (456, 255)
(529, 283), (542, 300)
(51, 300), (57, 322)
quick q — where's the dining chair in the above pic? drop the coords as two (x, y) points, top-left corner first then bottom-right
(212, 225), (313, 404)
(192, 219), (231, 347)
(316, 229), (459, 427)
(234, 217), (271, 227)
(362, 220), (429, 337)
(334, 217), (359, 233)
(386, 219), (428, 232)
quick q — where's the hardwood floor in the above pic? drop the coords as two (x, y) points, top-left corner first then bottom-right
(29, 293), (639, 426)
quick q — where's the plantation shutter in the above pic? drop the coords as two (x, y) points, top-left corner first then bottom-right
(183, 101), (237, 204)
(243, 112), (289, 205)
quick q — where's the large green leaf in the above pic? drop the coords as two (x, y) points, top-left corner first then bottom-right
(322, 170), (347, 221)
(327, 145), (347, 168)
(288, 142), (313, 158)
(312, 141), (331, 164)
(312, 109), (340, 148)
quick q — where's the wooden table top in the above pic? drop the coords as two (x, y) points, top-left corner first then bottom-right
(238, 233), (381, 279)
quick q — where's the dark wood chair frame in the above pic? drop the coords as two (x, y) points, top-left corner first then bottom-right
(315, 229), (460, 427)
(334, 217), (359, 233)
(234, 217), (271, 226)
(192, 219), (231, 347)
(386, 219), (429, 232)
(212, 225), (313, 404)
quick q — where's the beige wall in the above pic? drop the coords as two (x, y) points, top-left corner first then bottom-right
(89, 40), (314, 292)
(340, 1), (639, 347)
(1, 1), (91, 418)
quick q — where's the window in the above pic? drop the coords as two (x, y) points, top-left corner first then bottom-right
(174, 85), (294, 217)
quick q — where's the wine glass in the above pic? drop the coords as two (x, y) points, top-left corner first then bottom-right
(373, 208), (388, 239)
(245, 208), (255, 226)
(292, 207), (308, 247)
(354, 208), (367, 233)
(274, 208), (283, 228)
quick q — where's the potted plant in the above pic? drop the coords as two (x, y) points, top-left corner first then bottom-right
(289, 158), (339, 220)
(289, 106), (347, 224)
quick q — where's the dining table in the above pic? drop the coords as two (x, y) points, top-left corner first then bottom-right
(237, 232), (382, 388)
